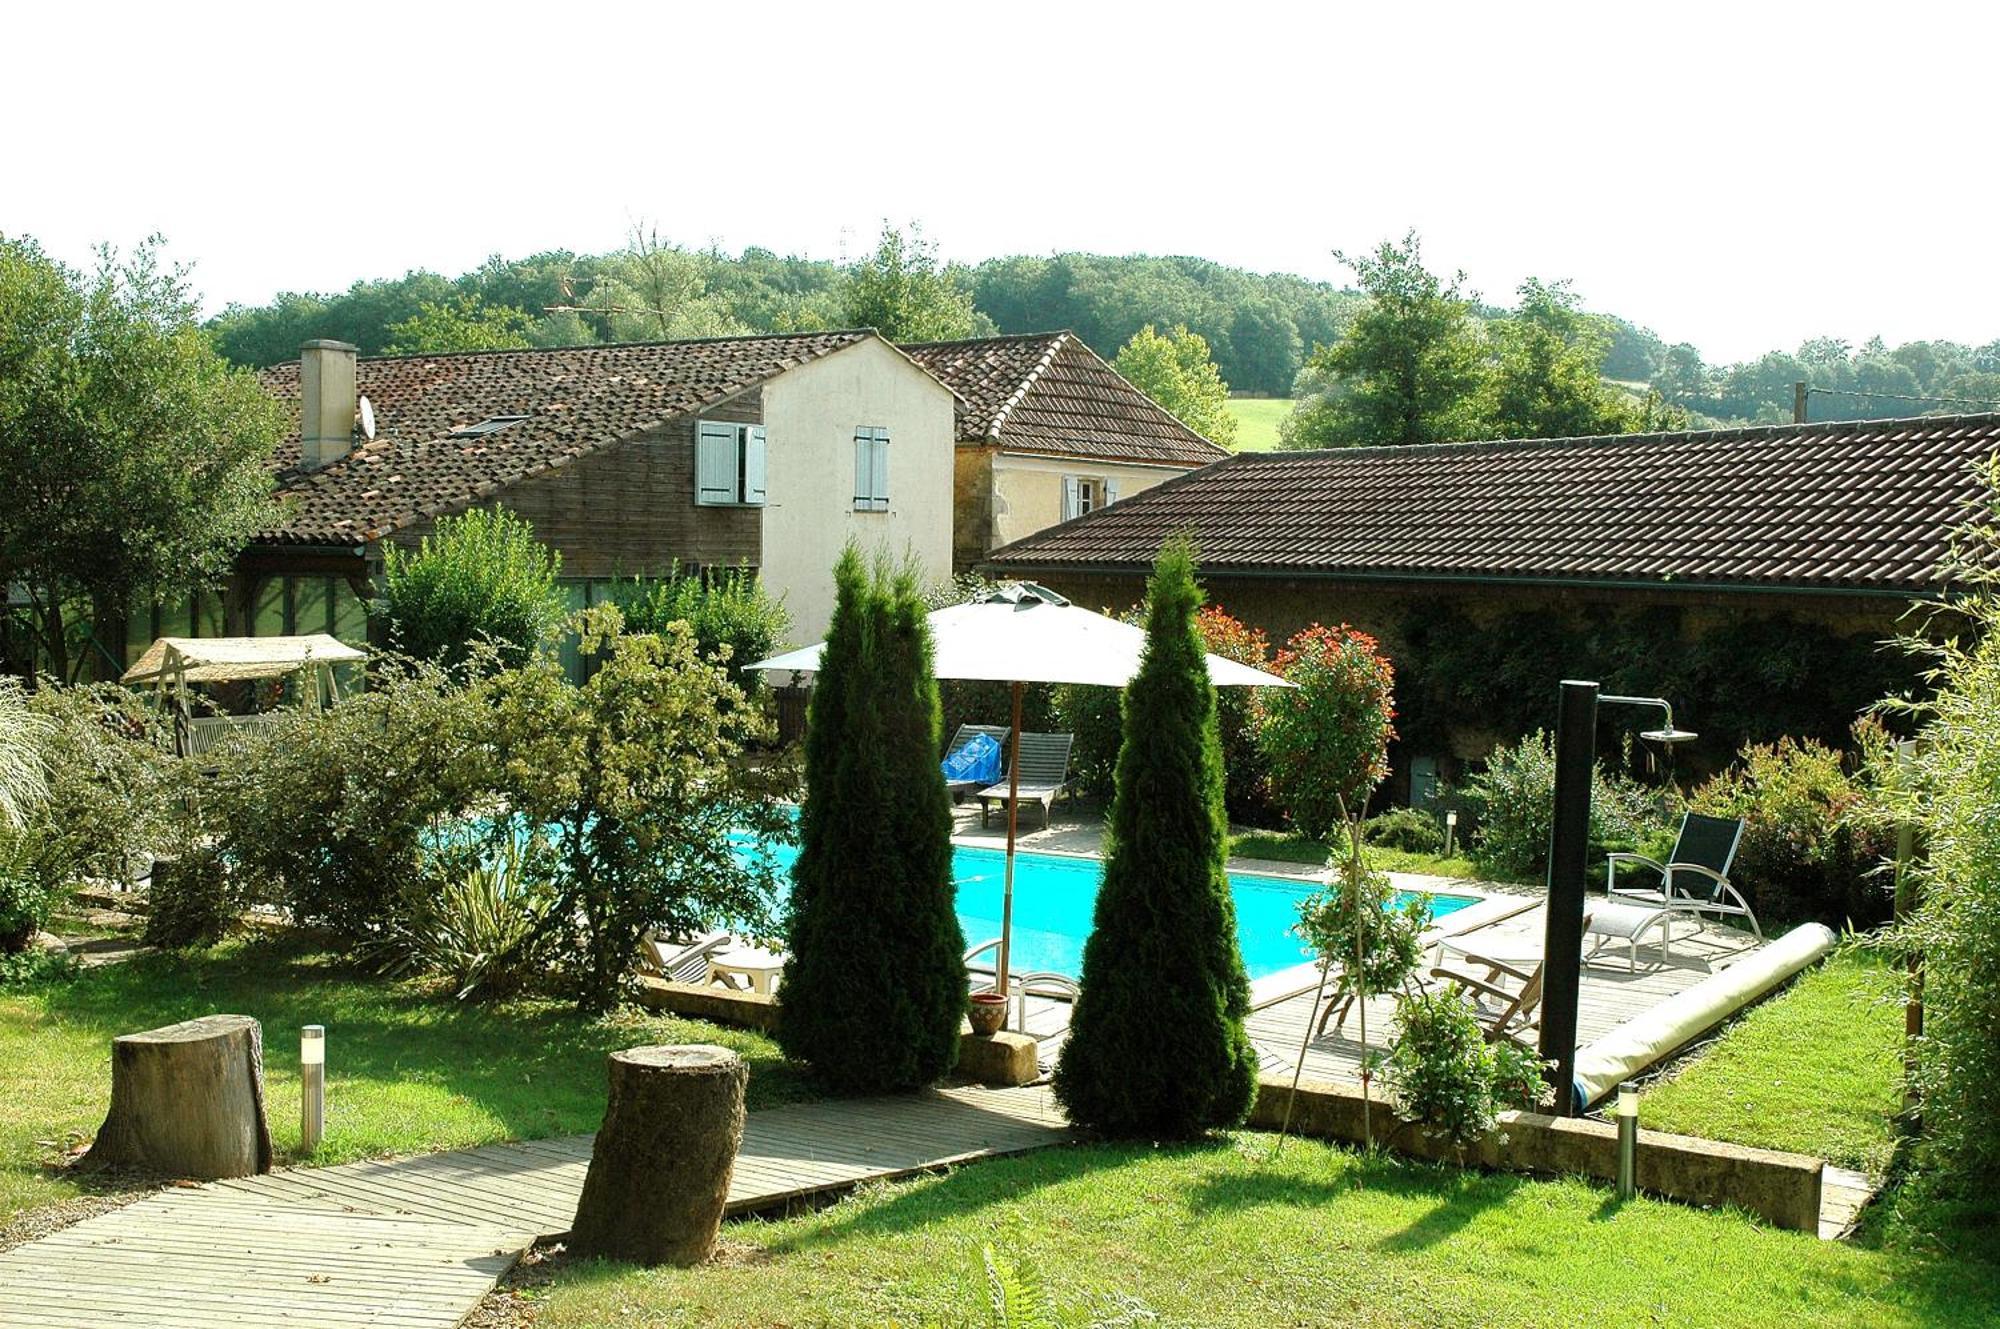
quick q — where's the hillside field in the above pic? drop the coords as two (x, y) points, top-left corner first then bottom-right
(1225, 396), (1293, 451)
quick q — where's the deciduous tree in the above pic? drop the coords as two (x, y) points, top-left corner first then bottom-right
(1280, 232), (1489, 449)
(1114, 324), (1239, 447)
(840, 224), (986, 343)
(385, 293), (536, 354)
(0, 236), (286, 681)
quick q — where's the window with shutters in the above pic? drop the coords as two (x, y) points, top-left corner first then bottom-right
(853, 426), (890, 511)
(693, 420), (767, 506)
(1060, 474), (1119, 521)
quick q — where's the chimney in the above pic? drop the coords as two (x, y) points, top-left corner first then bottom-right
(299, 340), (359, 469)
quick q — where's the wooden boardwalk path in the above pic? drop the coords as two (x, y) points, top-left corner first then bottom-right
(0, 1083), (1070, 1329)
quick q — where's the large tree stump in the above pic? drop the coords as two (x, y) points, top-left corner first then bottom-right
(568, 1044), (747, 1266)
(80, 1014), (273, 1179)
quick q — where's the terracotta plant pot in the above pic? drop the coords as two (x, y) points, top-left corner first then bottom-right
(967, 992), (1007, 1037)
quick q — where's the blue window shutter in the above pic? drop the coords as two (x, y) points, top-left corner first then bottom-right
(696, 421), (739, 504)
(743, 425), (767, 505)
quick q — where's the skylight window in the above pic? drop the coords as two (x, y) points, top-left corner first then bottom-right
(449, 414), (529, 439)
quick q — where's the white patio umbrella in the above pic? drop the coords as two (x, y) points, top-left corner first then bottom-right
(746, 583), (1291, 1000)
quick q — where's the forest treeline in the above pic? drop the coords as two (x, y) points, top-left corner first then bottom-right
(204, 234), (2000, 428)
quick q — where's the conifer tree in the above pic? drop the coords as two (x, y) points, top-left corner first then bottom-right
(1054, 539), (1259, 1135)
(779, 548), (966, 1091)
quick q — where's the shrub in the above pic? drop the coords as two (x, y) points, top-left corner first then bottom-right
(363, 835), (552, 1000)
(376, 508), (567, 672)
(0, 836), (57, 954)
(1365, 805), (1444, 854)
(482, 605), (787, 1012)
(1690, 730), (1893, 926)
(613, 563), (791, 687)
(1256, 624), (1397, 847)
(1296, 869), (1428, 1009)
(210, 659), (488, 942)
(0, 680), (52, 833)
(11, 684), (179, 947)
(142, 840), (236, 950)
(780, 550), (966, 1090)
(1382, 984), (1549, 1147)
(1198, 606), (1278, 825)
(1885, 581), (2000, 1199)
(1467, 730), (1670, 878)
(1049, 681), (1122, 801)
(1055, 539), (1259, 1137)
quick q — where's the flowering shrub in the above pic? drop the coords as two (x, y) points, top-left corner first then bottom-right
(1691, 726), (1893, 926)
(1257, 624), (1397, 844)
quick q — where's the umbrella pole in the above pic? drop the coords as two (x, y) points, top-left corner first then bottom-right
(998, 681), (1023, 1026)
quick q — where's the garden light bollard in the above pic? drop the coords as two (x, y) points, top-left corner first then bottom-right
(1616, 1080), (1638, 1201)
(300, 1025), (325, 1154)
(1444, 809), (1458, 856)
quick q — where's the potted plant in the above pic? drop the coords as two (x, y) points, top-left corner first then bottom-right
(967, 990), (1007, 1037)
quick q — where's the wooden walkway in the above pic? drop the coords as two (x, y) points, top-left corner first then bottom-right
(0, 1083), (1070, 1329)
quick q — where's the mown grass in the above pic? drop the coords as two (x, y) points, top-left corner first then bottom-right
(1228, 828), (1508, 883)
(1642, 946), (1905, 1172)
(1223, 397), (1293, 451)
(0, 937), (807, 1223)
(525, 1134), (1999, 1328)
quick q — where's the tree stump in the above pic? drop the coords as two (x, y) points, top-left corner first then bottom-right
(568, 1044), (747, 1266)
(80, 1014), (273, 1179)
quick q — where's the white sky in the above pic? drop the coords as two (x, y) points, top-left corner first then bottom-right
(5, 1), (1994, 365)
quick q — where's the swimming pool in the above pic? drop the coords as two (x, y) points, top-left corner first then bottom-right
(735, 834), (1477, 981)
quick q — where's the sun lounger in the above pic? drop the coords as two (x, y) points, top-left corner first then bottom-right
(638, 929), (733, 984)
(976, 731), (1074, 830)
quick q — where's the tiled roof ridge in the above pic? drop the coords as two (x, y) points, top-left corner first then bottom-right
(304, 328), (875, 368)
(1256, 409), (2000, 465)
(984, 332), (1072, 442)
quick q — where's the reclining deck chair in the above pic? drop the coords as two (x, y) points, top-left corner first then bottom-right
(1607, 812), (1760, 939)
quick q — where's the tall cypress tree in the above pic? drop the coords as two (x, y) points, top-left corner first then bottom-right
(1054, 538), (1259, 1136)
(779, 548), (966, 1091)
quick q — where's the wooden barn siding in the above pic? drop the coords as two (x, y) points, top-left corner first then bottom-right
(390, 392), (765, 578)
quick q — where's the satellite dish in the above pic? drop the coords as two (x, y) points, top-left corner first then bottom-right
(357, 396), (377, 441)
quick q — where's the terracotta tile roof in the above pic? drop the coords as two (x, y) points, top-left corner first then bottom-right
(902, 332), (1229, 468)
(983, 413), (2000, 594)
(254, 332), (876, 545)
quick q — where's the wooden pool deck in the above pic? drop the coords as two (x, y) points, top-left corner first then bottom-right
(1247, 903), (1769, 1087)
(0, 1083), (1071, 1329)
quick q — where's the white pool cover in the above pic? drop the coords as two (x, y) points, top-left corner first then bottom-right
(1570, 922), (1838, 1111)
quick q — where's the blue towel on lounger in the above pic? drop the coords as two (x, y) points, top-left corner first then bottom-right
(942, 732), (1002, 785)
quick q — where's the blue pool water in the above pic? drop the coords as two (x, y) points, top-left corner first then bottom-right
(735, 835), (1476, 981)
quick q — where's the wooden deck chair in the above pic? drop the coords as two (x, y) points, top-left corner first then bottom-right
(1607, 812), (1761, 938)
(1431, 954), (1547, 1049)
(976, 732), (1075, 830)
(943, 724), (1012, 802)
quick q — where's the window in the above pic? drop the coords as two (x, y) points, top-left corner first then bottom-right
(449, 414), (529, 439)
(853, 426), (890, 511)
(1061, 474), (1119, 521)
(694, 420), (767, 506)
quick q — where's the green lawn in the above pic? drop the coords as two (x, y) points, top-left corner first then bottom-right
(523, 1136), (1998, 1328)
(1642, 946), (1905, 1172)
(0, 938), (806, 1223)
(1228, 828), (1509, 883)
(1224, 397), (1293, 451)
